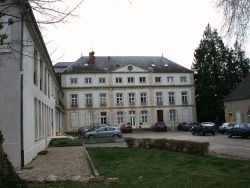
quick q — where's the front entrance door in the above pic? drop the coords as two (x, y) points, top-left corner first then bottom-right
(129, 111), (136, 127)
(157, 110), (163, 122)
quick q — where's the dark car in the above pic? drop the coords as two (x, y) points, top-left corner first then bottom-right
(177, 122), (199, 131)
(227, 123), (250, 138)
(218, 122), (235, 134)
(191, 122), (215, 136)
(153, 122), (167, 132)
(120, 124), (132, 133)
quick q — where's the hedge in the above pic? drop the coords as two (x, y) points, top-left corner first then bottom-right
(125, 137), (209, 156)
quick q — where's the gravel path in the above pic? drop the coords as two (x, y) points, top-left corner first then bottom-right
(17, 146), (94, 183)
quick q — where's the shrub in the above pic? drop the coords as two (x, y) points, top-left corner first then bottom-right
(0, 131), (29, 188)
(125, 138), (209, 156)
(124, 137), (136, 148)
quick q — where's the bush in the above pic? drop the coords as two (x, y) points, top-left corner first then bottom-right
(125, 138), (209, 156)
(124, 137), (136, 148)
(0, 131), (29, 188)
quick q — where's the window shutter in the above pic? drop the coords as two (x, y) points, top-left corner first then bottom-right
(167, 110), (170, 122)
(175, 109), (178, 122)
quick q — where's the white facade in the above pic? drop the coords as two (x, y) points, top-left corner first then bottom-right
(0, 1), (64, 169)
(61, 59), (197, 132)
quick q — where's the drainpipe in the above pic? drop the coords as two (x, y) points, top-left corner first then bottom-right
(20, 12), (25, 168)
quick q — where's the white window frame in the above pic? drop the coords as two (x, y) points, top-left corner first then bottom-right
(99, 77), (106, 84)
(100, 112), (107, 124)
(139, 77), (146, 83)
(169, 92), (175, 103)
(180, 76), (187, 83)
(116, 93), (123, 104)
(156, 92), (163, 104)
(155, 77), (161, 83)
(85, 77), (92, 84)
(85, 94), (92, 105)
(70, 78), (78, 84)
(71, 94), (78, 106)
(141, 110), (148, 123)
(128, 77), (134, 83)
(115, 77), (122, 83)
(128, 93), (135, 104)
(100, 93), (107, 105)
(117, 111), (124, 124)
(182, 91), (188, 103)
(140, 93), (147, 104)
(167, 76), (174, 83)
(168, 109), (176, 122)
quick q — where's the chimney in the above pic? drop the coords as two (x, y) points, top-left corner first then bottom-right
(89, 51), (95, 64)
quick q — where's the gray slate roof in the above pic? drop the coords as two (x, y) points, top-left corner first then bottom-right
(224, 74), (250, 102)
(61, 56), (192, 74)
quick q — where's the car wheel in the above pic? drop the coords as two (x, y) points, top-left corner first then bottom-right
(88, 135), (95, 139)
(212, 132), (215, 135)
(228, 133), (232, 138)
(191, 131), (195, 135)
(113, 135), (119, 139)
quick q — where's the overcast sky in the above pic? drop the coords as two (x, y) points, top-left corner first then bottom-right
(41, 0), (249, 69)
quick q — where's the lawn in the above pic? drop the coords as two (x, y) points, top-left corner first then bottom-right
(29, 147), (250, 188)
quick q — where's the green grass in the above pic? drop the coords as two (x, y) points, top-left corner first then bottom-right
(28, 147), (250, 188)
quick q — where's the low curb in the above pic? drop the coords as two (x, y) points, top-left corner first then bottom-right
(83, 144), (119, 184)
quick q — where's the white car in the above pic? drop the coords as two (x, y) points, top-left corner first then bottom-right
(218, 122), (236, 134)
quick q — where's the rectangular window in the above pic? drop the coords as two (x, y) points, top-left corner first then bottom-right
(140, 93), (147, 104)
(139, 77), (146, 83)
(169, 109), (176, 122)
(40, 60), (43, 91)
(85, 94), (92, 105)
(70, 78), (78, 84)
(116, 93), (123, 104)
(99, 77), (106, 84)
(115, 77), (122, 83)
(100, 93), (107, 105)
(141, 111), (148, 123)
(34, 98), (38, 139)
(156, 92), (163, 104)
(169, 92), (175, 103)
(180, 76), (187, 82)
(128, 77), (134, 83)
(182, 92), (188, 103)
(34, 49), (38, 86)
(155, 77), (161, 83)
(71, 94), (78, 106)
(128, 93), (135, 104)
(100, 112), (107, 124)
(85, 77), (92, 84)
(117, 111), (124, 124)
(167, 76), (174, 83)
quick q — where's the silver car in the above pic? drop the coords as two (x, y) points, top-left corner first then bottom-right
(84, 126), (122, 139)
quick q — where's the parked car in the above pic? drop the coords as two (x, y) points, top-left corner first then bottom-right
(78, 126), (91, 136)
(177, 122), (199, 131)
(191, 122), (215, 136)
(84, 126), (122, 139)
(218, 122), (236, 134)
(153, 122), (167, 132)
(120, 123), (132, 133)
(227, 123), (250, 138)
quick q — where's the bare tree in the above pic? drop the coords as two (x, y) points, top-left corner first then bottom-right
(0, 0), (84, 63)
(214, 0), (250, 45)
